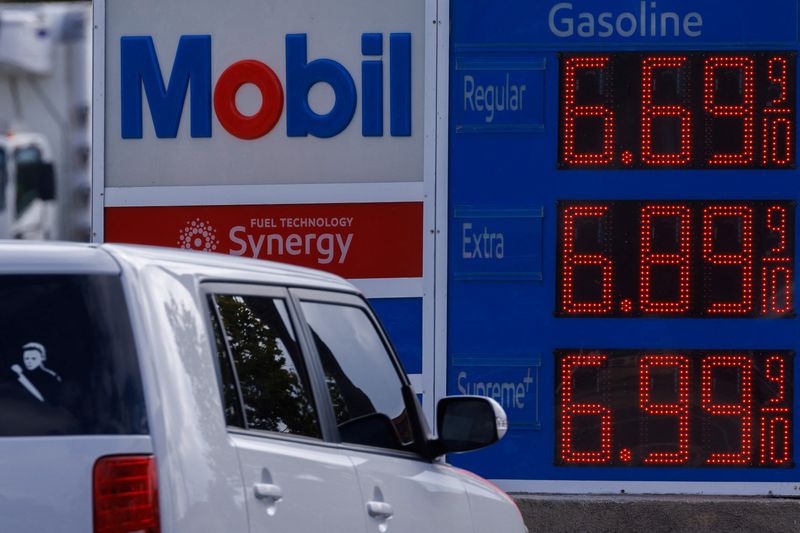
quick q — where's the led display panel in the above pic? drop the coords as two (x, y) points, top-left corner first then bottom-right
(558, 52), (796, 169)
(555, 350), (793, 468)
(556, 200), (795, 317)
(449, 0), (800, 492)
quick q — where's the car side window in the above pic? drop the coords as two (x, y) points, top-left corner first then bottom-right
(210, 294), (321, 439)
(300, 301), (414, 451)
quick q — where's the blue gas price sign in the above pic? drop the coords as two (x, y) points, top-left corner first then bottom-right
(448, 0), (800, 493)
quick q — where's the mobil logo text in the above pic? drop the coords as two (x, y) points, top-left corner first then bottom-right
(120, 33), (412, 140)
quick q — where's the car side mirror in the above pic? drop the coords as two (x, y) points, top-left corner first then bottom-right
(433, 396), (508, 456)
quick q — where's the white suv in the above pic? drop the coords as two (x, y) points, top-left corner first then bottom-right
(0, 242), (526, 533)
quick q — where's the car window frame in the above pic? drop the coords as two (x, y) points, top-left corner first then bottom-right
(207, 293), (247, 429)
(201, 282), (337, 444)
(289, 287), (429, 459)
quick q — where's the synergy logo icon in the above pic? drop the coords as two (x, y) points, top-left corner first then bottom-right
(178, 218), (219, 252)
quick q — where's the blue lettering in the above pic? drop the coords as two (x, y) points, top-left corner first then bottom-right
(285, 34), (357, 138)
(361, 33), (383, 137)
(120, 32), (412, 140)
(389, 33), (412, 136)
(120, 35), (211, 139)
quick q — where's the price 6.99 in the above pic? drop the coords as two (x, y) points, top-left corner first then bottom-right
(556, 350), (793, 468)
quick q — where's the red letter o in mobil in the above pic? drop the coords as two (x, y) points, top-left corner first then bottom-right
(214, 60), (284, 140)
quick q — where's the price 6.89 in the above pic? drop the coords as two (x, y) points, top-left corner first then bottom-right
(556, 350), (793, 468)
(556, 200), (795, 318)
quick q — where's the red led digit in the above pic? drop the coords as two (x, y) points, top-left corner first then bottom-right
(640, 205), (692, 313)
(761, 57), (793, 166)
(762, 265), (792, 315)
(641, 56), (692, 166)
(763, 115), (794, 166)
(765, 355), (787, 405)
(561, 205), (614, 314)
(702, 205), (754, 315)
(701, 355), (753, 465)
(762, 57), (793, 166)
(763, 117), (794, 166)
(704, 56), (755, 166)
(639, 355), (690, 464)
(760, 416), (791, 465)
(766, 56), (789, 109)
(766, 205), (788, 255)
(762, 205), (793, 315)
(760, 355), (791, 465)
(559, 354), (613, 464)
(562, 56), (615, 165)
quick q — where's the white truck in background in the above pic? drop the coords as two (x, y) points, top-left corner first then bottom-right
(0, 2), (91, 241)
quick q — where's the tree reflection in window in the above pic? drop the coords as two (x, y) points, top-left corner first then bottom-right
(214, 295), (320, 438)
(301, 301), (415, 450)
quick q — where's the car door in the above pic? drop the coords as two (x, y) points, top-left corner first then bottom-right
(203, 283), (367, 533)
(292, 289), (474, 533)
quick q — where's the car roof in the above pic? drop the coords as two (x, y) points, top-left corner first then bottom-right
(0, 241), (358, 293)
(0, 241), (120, 274)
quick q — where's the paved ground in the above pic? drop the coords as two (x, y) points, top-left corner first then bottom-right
(512, 494), (800, 533)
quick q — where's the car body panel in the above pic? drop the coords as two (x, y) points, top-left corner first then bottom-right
(0, 241), (119, 274)
(0, 435), (151, 533)
(115, 260), (249, 533)
(348, 450), (475, 533)
(449, 466), (527, 533)
(233, 433), (367, 533)
(103, 243), (356, 294)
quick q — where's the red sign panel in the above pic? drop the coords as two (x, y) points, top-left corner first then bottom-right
(105, 202), (423, 279)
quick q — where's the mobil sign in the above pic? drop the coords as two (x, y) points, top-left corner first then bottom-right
(120, 32), (412, 140)
(101, 0), (426, 188)
(99, 0), (428, 276)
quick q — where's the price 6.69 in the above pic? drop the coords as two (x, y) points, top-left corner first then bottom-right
(558, 52), (796, 169)
(556, 350), (793, 468)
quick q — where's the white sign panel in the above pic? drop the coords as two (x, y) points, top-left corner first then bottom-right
(103, 0), (425, 187)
